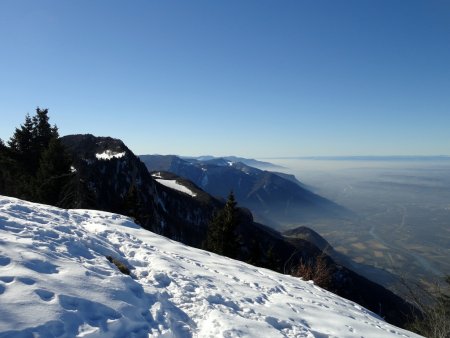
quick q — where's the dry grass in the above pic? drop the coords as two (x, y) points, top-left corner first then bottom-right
(106, 255), (131, 275)
(294, 254), (333, 289)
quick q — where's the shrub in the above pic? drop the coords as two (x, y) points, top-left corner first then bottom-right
(106, 255), (131, 275)
(294, 254), (333, 289)
(403, 276), (450, 338)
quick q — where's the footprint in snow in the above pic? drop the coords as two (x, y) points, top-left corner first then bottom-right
(345, 324), (355, 333)
(265, 316), (292, 330)
(0, 255), (11, 267)
(17, 277), (36, 285)
(0, 276), (14, 285)
(183, 283), (198, 293)
(153, 272), (172, 287)
(206, 294), (240, 311)
(35, 289), (55, 301)
(58, 294), (122, 329)
(24, 259), (59, 274)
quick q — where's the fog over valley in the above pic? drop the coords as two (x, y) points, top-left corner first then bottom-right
(267, 157), (450, 292)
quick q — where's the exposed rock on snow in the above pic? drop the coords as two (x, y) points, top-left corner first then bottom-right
(0, 196), (421, 337)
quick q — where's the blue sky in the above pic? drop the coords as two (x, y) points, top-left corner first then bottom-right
(0, 1), (449, 157)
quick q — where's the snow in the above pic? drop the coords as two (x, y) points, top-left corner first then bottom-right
(95, 150), (126, 160)
(0, 196), (421, 338)
(155, 179), (197, 197)
(151, 172), (163, 179)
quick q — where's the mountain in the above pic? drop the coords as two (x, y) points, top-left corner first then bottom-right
(60, 135), (222, 246)
(0, 196), (421, 338)
(55, 135), (415, 327)
(60, 135), (320, 265)
(283, 226), (401, 291)
(139, 154), (349, 228)
(182, 155), (284, 169)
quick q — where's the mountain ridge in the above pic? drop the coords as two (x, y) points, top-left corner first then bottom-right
(139, 154), (350, 228)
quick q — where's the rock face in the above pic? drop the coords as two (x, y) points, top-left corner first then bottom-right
(60, 134), (221, 245)
(60, 135), (412, 327)
(139, 154), (349, 228)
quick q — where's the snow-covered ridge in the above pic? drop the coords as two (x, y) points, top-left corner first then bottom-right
(0, 196), (420, 337)
(95, 150), (126, 160)
(155, 178), (197, 197)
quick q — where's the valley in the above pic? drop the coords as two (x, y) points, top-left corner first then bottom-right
(269, 158), (450, 293)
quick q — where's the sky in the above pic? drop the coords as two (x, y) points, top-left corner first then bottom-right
(0, 0), (449, 158)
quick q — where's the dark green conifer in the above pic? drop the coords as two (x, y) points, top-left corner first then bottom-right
(123, 184), (141, 222)
(35, 137), (72, 205)
(2, 108), (72, 203)
(8, 114), (37, 174)
(247, 239), (262, 266)
(207, 191), (239, 258)
(33, 107), (57, 150)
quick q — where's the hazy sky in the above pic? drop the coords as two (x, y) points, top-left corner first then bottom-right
(1, 1), (449, 157)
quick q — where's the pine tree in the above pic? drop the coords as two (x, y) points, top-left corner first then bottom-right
(207, 191), (239, 258)
(2, 108), (72, 203)
(35, 137), (72, 205)
(123, 184), (141, 223)
(33, 107), (57, 151)
(266, 245), (281, 272)
(0, 139), (10, 194)
(247, 239), (262, 266)
(7, 108), (57, 177)
(58, 176), (96, 209)
(8, 114), (37, 174)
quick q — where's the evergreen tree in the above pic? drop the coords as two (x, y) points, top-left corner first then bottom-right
(58, 176), (96, 209)
(7, 108), (56, 177)
(123, 184), (141, 223)
(2, 108), (72, 203)
(0, 139), (10, 194)
(33, 107), (57, 151)
(247, 239), (262, 266)
(266, 245), (281, 272)
(35, 137), (72, 205)
(207, 191), (239, 258)
(8, 114), (37, 174)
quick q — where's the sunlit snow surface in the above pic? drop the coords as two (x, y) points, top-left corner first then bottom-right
(151, 172), (164, 179)
(0, 196), (421, 338)
(95, 150), (126, 160)
(155, 179), (197, 197)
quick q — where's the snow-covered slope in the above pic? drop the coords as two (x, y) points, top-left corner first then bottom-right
(0, 196), (420, 338)
(155, 179), (197, 197)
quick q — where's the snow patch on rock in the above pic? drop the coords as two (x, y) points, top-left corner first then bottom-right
(95, 150), (126, 160)
(155, 179), (197, 197)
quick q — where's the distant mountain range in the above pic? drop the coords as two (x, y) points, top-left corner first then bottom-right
(270, 155), (450, 161)
(182, 155), (285, 169)
(139, 154), (349, 228)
